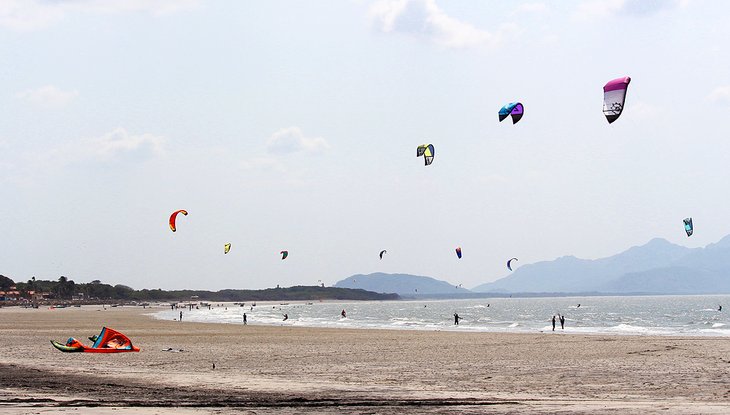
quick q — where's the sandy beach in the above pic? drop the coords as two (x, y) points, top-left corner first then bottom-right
(1, 305), (729, 414)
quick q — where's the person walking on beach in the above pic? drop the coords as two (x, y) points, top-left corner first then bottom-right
(560, 315), (565, 330)
(243, 313), (247, 325)
(551, 315), (556, 331)
(341, 309), (347, 318)
(454, 313), (461, 325)
(179, 311), (183, 322)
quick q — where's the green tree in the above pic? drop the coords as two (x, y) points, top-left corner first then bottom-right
(57, 276), (68, 299)
(0, 275), (14, 291)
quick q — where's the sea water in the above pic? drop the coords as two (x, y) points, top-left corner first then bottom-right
(151, 295), (730, 336)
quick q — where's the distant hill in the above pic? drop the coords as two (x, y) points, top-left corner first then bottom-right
(473, 236), (730, 294)
(335, 273), (469, 296)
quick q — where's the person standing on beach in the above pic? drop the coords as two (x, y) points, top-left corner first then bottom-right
(560, 315), (565, 330)
(454, 313), (461, 325)
(243, 313), (247, 325)
(551, 315), (556, 331)
(180, 311), (183, 322)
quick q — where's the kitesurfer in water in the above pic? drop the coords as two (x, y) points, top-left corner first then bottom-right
(283, 314), (288, 321)
(341, 309), (347, 318)
(577, 304), (581, 308)
(560, 315), (565, 330)
(454, 313), (461, 325)
(552, 315), (556, 331)
(719, 305), (723, 312)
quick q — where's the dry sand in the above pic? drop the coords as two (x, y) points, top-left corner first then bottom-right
(1, 305), (729, 414)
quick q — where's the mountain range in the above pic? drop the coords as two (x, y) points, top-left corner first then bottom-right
(334, 236), (730, 295)
(334, 273), (468, 296)
(473, 236), (730, 294)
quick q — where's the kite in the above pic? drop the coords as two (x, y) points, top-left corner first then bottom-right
(51, 327), (140, 353)
(280, 250), (288, 260)
(455, 246), (462, 259)
(379, 250), (387, 260)
(507, 257), (518, 271)
(224, 243), (231, 254)
(169, 210), (187, 232)
(683, 218), (693, 237)
(416, 144), (435, 166)
(498, 102), (524, 124)
(603, 76), (631, 124)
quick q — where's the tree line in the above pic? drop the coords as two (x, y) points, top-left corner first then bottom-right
(0, 275), (399, 302)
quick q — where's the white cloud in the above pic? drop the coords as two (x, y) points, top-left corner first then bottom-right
(369, 0), (516, 49)
(514, 3), (548, 14)
(82, 128), (165, 161)
(42, 128), (166, 165)
(573, 1), (625, 21)
(574, 0), (680, 21)
(266, 127), (329, 155)
(708, 86), (730, 105)
(0, 128), (165, 186)
(15, 85), (78, 108)
(0, 0), (199, 31)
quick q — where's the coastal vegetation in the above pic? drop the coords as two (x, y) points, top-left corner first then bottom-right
(0, 275), (399, 302)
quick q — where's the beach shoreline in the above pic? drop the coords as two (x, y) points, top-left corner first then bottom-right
(1, 305), (729, 414)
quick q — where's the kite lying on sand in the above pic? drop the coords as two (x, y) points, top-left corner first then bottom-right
(51, 327), (140, 353)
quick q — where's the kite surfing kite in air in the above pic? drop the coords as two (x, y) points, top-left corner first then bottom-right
(379, 250), (387, 260)
(416, 144), (435, 166)
(507, 257), (518, 271)
(455, 246), (462, 259)
(280, 250), (289, 260)
(224, 243), (231, 254)
(684, 218), (693, 237)
(603, 76), (631, 123)
(169, 210), (187, 232)
(498, 102), (524, 124)
(51, 327), (140, 353)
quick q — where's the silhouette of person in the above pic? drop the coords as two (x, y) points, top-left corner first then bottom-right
(552, 315), (556, 331)
(243, 313), (247, 325)
(454, 313), (461, 325)
(560, 315), (565, 330)
(179, 311), (183, 322)
(283, 313), (288, 321)
(341, 309), (347, 318)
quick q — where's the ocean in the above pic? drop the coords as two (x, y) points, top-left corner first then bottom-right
(151, 295), (730, 336)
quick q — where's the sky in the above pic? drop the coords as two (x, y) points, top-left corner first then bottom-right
(2, 0), (730, 290)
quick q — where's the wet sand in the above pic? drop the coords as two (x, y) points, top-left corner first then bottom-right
(1, 305), (729, 414)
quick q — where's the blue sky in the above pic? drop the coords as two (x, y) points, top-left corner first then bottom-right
(2, 0), (730, 290)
